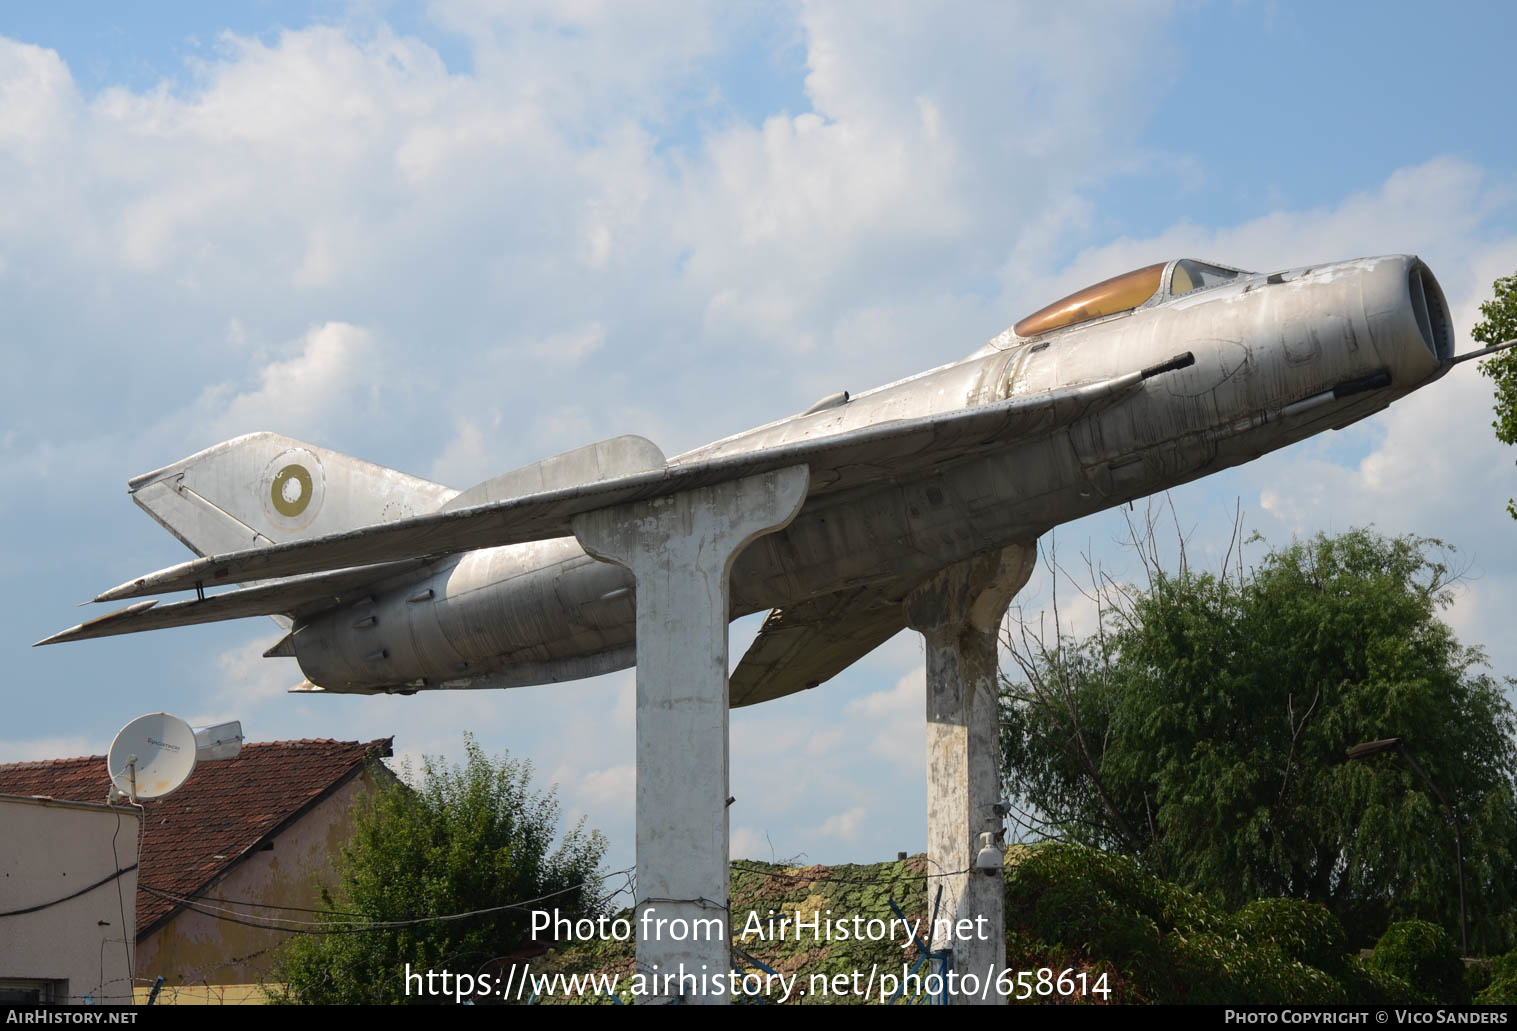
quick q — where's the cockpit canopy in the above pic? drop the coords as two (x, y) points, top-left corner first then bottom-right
(1014, 259), (1243, 338)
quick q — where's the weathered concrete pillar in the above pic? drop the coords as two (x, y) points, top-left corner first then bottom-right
(572, 466), (809, 1005)
(905, 542), (1037, 1005)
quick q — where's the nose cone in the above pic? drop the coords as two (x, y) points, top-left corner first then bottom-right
(1356, 255), (1454, 389)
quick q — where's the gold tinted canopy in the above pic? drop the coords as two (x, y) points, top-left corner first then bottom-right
(1014, 262), (1167, 338)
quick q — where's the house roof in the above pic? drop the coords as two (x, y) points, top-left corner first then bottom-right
(0, 737), (391, 938)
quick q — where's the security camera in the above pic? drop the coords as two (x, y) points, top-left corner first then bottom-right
(975, 832), (1002, 876)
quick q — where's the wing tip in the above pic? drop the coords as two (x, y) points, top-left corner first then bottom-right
(34, 599), (160, 647)
(95, 581), (150, 604)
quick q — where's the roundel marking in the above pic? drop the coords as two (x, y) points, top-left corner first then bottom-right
(260, 447), (326, 532)
(271, 464), (314, 517)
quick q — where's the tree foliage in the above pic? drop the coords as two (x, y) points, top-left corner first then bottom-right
(1471, 947), (1517, 1004)
(272, 736), (607, 1004)
(1000, 520), (1517, 952)
(538, 841), (1461, 1004)
(1003, 842), (1433, 1004)
(1369, 920), (1467, 1004)
(1474, 271), (1517, 519)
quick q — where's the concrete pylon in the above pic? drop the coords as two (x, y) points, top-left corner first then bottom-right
(905, 542), (1037, 1005)
(572, 465), (809, 1005)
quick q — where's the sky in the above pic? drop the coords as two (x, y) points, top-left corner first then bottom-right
(2, 1), (1516, 879)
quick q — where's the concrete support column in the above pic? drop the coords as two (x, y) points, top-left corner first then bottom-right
(572, 466), (809, 1005)
(905, 542), (1037, 1005)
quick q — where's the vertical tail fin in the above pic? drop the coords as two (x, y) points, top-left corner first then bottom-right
(127, 432), (459, 558)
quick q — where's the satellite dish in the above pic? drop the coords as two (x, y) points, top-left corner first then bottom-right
(108, 713), (197, 801)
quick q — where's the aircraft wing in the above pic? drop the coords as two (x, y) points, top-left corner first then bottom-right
(84, 353), (1193, 606)
(35, 560), (430, 646)
(730, 581), (923, 708)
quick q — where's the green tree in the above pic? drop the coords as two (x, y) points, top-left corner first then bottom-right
(272, 736), (607, 1004)
(1369, 920), (1467, 1004)
(1475, 272), (1517, 519)
(1000, 525), (1517, 952)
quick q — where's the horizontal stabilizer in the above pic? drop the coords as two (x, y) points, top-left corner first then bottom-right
(88, 367), (1166, 604)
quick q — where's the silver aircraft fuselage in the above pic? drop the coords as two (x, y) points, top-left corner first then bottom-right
(44, 253), (1463, 704)
(287, 254), (1451, 694)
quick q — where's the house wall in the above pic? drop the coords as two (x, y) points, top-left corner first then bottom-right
(0, 795), (140, 1004)
(134, 767), (383, 988)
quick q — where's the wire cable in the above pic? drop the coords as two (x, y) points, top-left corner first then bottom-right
(136, 884), (370, 918)
(0, 863), (139, 918)
(137, 865), (635, 935)
(111, 808), (134, 998)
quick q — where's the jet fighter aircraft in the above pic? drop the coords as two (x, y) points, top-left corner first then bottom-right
(41, 254), (1500, 707)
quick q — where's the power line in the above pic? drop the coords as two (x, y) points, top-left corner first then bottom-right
(139, 866), (636, 935)
(110, 808), (134, 1000)
(0, 863), (139, 918)
(138, 884), (370, 918)
(146, 861), (960, 936)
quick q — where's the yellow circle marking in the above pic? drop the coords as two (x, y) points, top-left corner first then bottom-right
(271, 464), (314, 517)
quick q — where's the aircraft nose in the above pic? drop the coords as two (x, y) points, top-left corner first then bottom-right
(1357, 255), (1454, 387)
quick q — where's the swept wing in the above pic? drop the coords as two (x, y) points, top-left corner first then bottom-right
(45, 353), (1192, 645)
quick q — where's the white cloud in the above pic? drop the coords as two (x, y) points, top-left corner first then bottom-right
(428, 416), (496, 488)
(426, 0), (726, 125)
(731, 826), (774, 862)
(527, 323), (605, 366)
(0, 39), (77, 163)
(994, 157), (1501, 323)
(200, 632), (301, 723)
(574, 762), (636, 810)
(1006, 547), (1108, 647)
(202, 321), (378, 442)
(844, 668), (923, 773)
(806, 805), (867, 841)
(0, 1), (1196, 510)
(0, 735), (102, 763)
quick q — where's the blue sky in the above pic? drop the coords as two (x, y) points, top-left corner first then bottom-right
(2, 1), (1515, 876)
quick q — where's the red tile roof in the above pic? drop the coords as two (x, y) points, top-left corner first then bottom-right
(0, 737), (391, 938)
